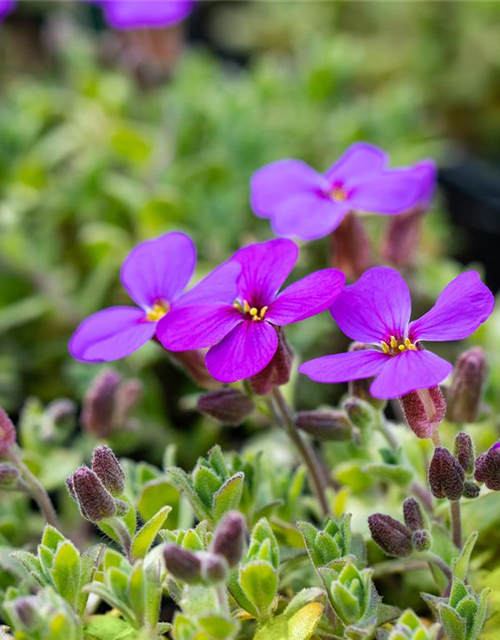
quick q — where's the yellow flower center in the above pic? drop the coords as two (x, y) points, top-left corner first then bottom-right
(234, 299), (269, 322)
(146, 301), (170, 322)
(330, 186), (348, 202)
(381, 335), (418, 356)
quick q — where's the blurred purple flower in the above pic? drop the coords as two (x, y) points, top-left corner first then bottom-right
(250, 143), (434, 241)
(93, 0), (195, 30)
(0, 0), (15, 21)
(69, 232), (239, 362)
(299, 267), (494, 399)
(158, 239), (345, 383)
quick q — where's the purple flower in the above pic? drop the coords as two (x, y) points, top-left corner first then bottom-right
(69, 232), (239, 362)
(250, 143), (434, 241)
(0, 0), (15, 21)
(299, 267), (494, 400)
(93, 0), (195, 31)
(157, 239), (345, 383)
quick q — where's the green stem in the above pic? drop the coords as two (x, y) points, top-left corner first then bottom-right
(111, 518), (133, 562)
(450, 500), (462, 549)
(376, 413), (399, 450)
(271, 387), (330, 518)
(425, 551), (453, 583)
(7, 448), (59, 529)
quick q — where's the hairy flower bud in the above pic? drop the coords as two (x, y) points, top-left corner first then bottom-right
(197, 389), (254, 426)
(0, 463), (21, 488)
(462, 481), (480, 499)
(330, 212), (372, 280)
(343, 397), (375, 431)
(368, 513), (412, 558)
(428, 447), (465, 501)
(381, 208), (425, 268)
(454, 432), (475, 475)
(447, 347), (487, 424)
(13, 597), (38, 629)
(347, 343), (386, 409)
(211, 511), (246, 568)
(66, 466), (116, 523)
(412, 529), (432, 552)
(163, 544), (202, 584)
(403, 498), (425, 532)
(474, 442), (500, 491)
(399, 387), (446, 439)
(249, 328), (294, 395)
(295, 410), (352, 441)
(46, 398), (76, 428)
(0, 406), (16, 454)
(91, 445), (126, 497)
(200, 552), (228, 584)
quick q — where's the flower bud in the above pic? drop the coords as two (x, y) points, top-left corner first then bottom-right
(91, 445), (126, 497)
(0, 406), (16, 455)
(330, 212), (372, 280)
(454, 432), (475, 475)
(412, 529), (431, 552)
(163, 544), (202, 584)
(249, 328), (293, 395)
(66, 466), (116, 523)
(462, 481), (480, 499)
(200, 552), (228, 584)
(399, 387), (446, 439)
(46, 398), (76, 428)
(474, 442), (500, 491)
(342, 397), (375, 431)
(13, 597), (38, 629)
(428, 447), (465, 501)
(169, 350), (220, 391)
(381, 208), (425, 268)
(197, 389), (254, 426)
(211, 511), (246, 568)
(347, 343), (386, 409)
(368, 513), (412, 558)
(0, 463), (21, 488)
(295, 410), (352, 441)
(403, 498), (424, 532)
(114, 379), (143, 428)
(115, 499), (131, 516)
(447, 347), (487, 424)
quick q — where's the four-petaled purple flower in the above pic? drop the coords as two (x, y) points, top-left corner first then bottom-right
(0, 0), (15, 21)
(250, 142), (434, 241)
(92, 0), (195, 30)
(299, 267), (494, 400)
(69, 232), (239, 362)
(157, 239), (345, 383)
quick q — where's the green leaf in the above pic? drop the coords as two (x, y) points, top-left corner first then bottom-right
(42, 525), (66, 552)
(11, 550), (46, 585)
(84, 583), (137, 628)
(198, 614), (238, 639)
(470, 588), (490, 640)
(51, 540), (81, 608)
(208, 445), (229, 481)
(85, 614), (138, 640)
(452, 531), (478, 581)
(193, 465), (223, 508)
(78, 545), (103, 615)
(439, 603), (467, 640)
(288, 602), (324, 640)
(212, 472), (244, 522)
(239, 561), (278, 621)
(363, 463), (413, 486)
(128, 562), (147, 627)
(166, 466), (212, 521)
(284, 588), (325, 618)
(331, 581), (361, 625)
(38, 544), (55, 578)
(131, 505), (171, 561)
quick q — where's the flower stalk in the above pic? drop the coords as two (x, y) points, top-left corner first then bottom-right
(450, 500), (462, 549)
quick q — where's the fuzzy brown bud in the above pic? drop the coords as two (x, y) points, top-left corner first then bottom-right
(462, 481), (480, 499)
(474, 443), (500, 491)
(347, 343), (386, 409)
(330, 212), (372, 280)
(211, 511), (246, 568)
(67, 466), (116, 523)
(91, 445), (126, 497)
(402, 498), (425, 532)
(295, 410), (352, 441)
(163, 544), (202, 584)
(200, 552), (228, 584)
(368, 513), (412, 558)
(412, 529), (431, 552)
(0, 407), (16, 455)
(399, 387), (446, 439)
(447, 347), (487, 424)
(197, 389), (254, 426)
(249, 328), (294, 395)
(428, 447), (465, 501)
(454, 432), (475, 475)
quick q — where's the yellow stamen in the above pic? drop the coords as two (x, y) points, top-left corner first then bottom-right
(381, 341), (390, 354)
(260, 306), (269, 319)
(243, 300), (251, 313)
(405, 338), (417, 351)
(233, 301), (242, 311)
(390, 335), (398, 349)
(398, 344), (405, 351)
(331, 187), (347, 202)
(146, 302), (170, 322)
(250, 307), (258, 317)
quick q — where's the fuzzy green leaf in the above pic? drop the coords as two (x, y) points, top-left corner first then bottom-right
(239, 561), (278, 620)
(51, 540), (81, 608)
(212, 472), (244, 522)
(166, 466), (212, 521)
(452, 532), (478, 582)
(131, 505), (171, 561)
(438, 603), (466, 640)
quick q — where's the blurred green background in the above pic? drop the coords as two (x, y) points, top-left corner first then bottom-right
(1, 1), (500, 463)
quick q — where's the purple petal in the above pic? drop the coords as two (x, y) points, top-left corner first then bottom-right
(348, 169), (424, 214)
(156, 304), (242, 351)
(271, 194), (349, 240)
(177, 260), (241, 307)
(97, 0), (195, 30)
(250, 159), (328, 219)
(299, 349), (387, 383)
(409, 272), (494, 342)
(69, 307), (155, 363)
(267, 269), (345, 326)
(0, 0), (15, 20)
(205, 321), (278, 383)
(325, 142), (388, 183)
(331, 267), (411, 344)
(232, 239), (298, 306)
(370, 350), (452, 399)
(121, 232), (196, 310)
(409, 159), (436, 206)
